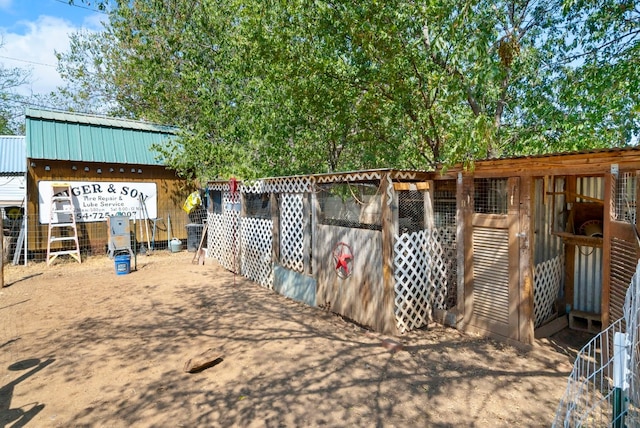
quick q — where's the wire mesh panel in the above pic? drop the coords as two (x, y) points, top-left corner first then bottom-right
(242, 193), (271, 219)
(433, 181), (458, 308)
(433, 180), (457, 228)
(553, 260), (640, 427)
(316, 181), (383, 231)
(398, 190), (424, 234)
(533, 254), (564, 328)
(614, 172), (637, 224)
(280, 193), (305, 273)
(475, 178), (508, 214)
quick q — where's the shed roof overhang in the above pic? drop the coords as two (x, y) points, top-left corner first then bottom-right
(439, 147), (640, 178)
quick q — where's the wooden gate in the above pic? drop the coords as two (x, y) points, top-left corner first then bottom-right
(465, 177), (521, 341)
(604, 171), (640, 326)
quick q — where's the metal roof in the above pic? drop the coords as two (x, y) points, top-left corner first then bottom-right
(0, 135), (26, 174)
(25, 107), (179, 166)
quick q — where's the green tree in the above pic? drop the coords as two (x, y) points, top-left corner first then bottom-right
(56, 0), (639, 181)
(0, 39), (31, 134)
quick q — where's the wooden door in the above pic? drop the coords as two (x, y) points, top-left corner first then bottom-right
(465, 177), (520, 340)
(604, 171), (640, 326)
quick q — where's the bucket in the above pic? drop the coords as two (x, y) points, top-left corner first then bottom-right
(114, 254), (131, 275)
(170, 238), (182, 253)
(579, 220), (603, 237)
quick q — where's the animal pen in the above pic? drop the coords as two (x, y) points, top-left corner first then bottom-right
(206, 170), (457, 335)
(205, 148), (640, 344)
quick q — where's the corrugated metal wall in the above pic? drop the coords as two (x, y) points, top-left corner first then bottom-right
(534, 178), (564, 265)
(573, 176), (604, 313)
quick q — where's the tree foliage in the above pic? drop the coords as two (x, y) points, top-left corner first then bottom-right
(58, 0), (640, 180)
(0, 38), (32, 135)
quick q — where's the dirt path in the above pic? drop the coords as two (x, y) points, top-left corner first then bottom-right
(0, 252), (575, 427)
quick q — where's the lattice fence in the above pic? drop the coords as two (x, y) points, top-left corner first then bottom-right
(279, 193), (305, 273)
(207, 191), (239, 272)
(207, 211), (239, 273)
(239, 217), (273, 288)
(394, 228), (455, 333)
(533, 254), (564, 328)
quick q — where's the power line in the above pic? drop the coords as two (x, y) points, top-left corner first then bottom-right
(0, 55), (56, 68)
(53, 0), (108, 14)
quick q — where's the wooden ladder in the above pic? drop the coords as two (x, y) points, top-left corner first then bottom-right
(46, 183), (81, 266)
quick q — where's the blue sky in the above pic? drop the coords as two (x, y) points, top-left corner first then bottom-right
(0, 0), (105, 96)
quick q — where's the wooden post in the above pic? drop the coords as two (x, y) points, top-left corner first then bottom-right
(270, 192), (280, 266)
(310, 186), (319, 277)
(381, 173), (399, 334)
(457, 173), (474, 327)
(518, 176), (534, 344)
(601, 171), (614, 327)
(303, 193), (311, 275)
(424, 180), (435, 229)
(563, 176), (577, 312)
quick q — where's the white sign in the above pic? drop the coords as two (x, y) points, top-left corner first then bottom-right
(38, 181), (158, 224)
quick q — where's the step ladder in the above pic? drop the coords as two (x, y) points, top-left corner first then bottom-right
(46, 183), (81, 266)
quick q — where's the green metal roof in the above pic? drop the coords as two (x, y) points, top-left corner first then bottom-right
(25, 107), (179, 166)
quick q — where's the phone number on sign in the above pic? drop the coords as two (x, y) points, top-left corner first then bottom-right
(74, 211), (139, 221)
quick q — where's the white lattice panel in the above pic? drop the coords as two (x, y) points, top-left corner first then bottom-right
(267, 177), (312, 194)
(239, 217), (273, 288)
(207, 212), (224, 262)
(280, 193), (305, 272)
(209, 177), (313, 194)
(393, 228), (454, 333)
(206, 191), (240, 272)
(240, 180), (268, 194)
(533, 254), (564, 327)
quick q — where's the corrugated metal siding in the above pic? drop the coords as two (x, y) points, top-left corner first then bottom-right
(25, 108), (177, 166)
(0, 136), (26, 174)
(573, 247), (603, 313)
(534, 178), (564, 264)
(572, 176), (604, 313)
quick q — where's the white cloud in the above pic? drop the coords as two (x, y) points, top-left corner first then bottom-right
(0, 0), (12, 11)
(1, 14), (103, 97)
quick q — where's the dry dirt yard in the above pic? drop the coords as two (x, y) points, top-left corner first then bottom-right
(1, 251), (582, 427)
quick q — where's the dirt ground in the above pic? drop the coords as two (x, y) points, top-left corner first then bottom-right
(0, 251), (586, 427)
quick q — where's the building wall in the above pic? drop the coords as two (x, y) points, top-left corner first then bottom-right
(26, 159), (191, 253)
(0, 175), (26, 207)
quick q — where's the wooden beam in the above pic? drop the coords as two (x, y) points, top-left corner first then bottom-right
(439, 149), (640, 179)
(563, 176), (577, 311)
(303, 192), (311, 275)
(381, 173), (399, 335)
(458, 174), (474, 329)
(508, 177), (521, 342)
(270, 193), (280, 265)
(393, 182), (430, 191)
(518, 176), (534, 344)
(545, 191), (603, 204)
(601, 172), (614, 327)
